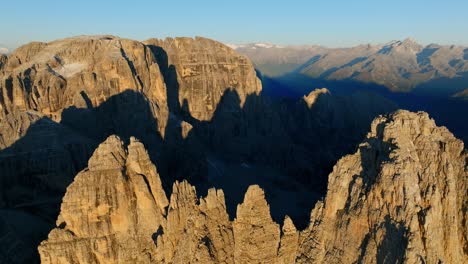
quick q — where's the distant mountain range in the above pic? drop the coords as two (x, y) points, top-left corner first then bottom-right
(231, 38), (468, 92)
(0, 47), (9, 54)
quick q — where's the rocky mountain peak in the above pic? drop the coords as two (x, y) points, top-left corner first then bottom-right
(0, 35), (169, 129)
(397, 37), (423, 52)
(401, 37), (418, 45)
(144, 36), (262, 121)
(380, 38), (423, 55)
(2, 34), (466, 263)
(87, 135), (126, 171)
(303, 88), (330, 108)
(0, 35), (264, 262)
(233, 185), (281, 263)
(297, 110), (467, 263)
(37, 109), (467, 263)
(39, 135), (169, 263)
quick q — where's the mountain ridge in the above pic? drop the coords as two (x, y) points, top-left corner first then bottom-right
(0, 35), (466, 263)
(39, 109), (467, 263)
(233, 38), (468, 92)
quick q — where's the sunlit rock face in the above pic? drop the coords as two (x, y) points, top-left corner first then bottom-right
(39, 136), (283, 264)
(39, 110), (467, 263)
(0, 35), (264, 263)
(1, 35), (466, 263)
(297, 110), (467, 264)
(145, 37), (262, 121)
(0, 35), (168, 132)
(39, 136), (168, 264)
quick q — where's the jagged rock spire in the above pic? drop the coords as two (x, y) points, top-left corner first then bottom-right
(297, 110), (467, 263)
(39, 135), (168, 263)
(39, 110), (467, 264)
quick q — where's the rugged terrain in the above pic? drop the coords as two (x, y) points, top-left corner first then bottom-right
(0, 35), (263, 263)
(39, 110), (467, 263)
(235, 39), (468, 145)
(235, 38), (468, 93)
(0, 36), (466, 263)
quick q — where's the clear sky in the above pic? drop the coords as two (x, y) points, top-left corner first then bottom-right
(1, 0), (468, 50)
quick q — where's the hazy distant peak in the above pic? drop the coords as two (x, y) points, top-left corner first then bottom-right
(226, 43), (284, 50)
(225, 43), (242, 49)
(402, 37), (418, 44)
(253, 43), (283, 48)
(401, 37), (422, 49)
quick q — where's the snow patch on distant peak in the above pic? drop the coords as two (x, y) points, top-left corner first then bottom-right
(226, 43), (245, 49)
(253, 43), (284, 49)
(0, 47), (9, 54)
(225, 43), (284, 50)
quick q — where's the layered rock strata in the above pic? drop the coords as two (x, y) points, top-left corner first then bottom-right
(145, 37), (262, 121)
(40, 110), (467, 263)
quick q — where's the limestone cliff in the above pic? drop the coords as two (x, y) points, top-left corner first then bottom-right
(297, 110), (467, 263)
(2, 36), (466, 263)
(0, 54), (6, 70)
(0, 35), (168, 132)
(39, 135), (295, 264)
(145, 37), (262, 121)
(0, 108), (96, 263)
(0, 109), (43, 149)
(0, 36), (264, 262)
(40, 110), (467, 263)
(39, 136), (168, 263)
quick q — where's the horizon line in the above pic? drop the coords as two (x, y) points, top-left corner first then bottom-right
(2, 34), (468, 52)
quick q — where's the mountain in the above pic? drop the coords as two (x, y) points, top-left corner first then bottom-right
(0, 47), (8, 54)
(144, 37), (262, 121)
(39, 110), (467, 263)
(233, 38), (468, 92)
(297, 110), (467, 263)
(0, 35), (466, 263)
(0, 36), (397, 263)
(231, 43), (325, 77)
(233, 39), (468, 145)
(0, 35), (258, 263)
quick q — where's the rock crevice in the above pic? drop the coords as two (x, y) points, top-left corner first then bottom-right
(40, 110), (467, 263)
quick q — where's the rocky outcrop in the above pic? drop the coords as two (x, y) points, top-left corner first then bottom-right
(0, 54), (6, 70)
(284, 88), (398, 189)
(39, 136), (168, 263)
(297, 110), (467, 263)
(0, 36), (264, 262)
(145, 37), (262, 121)
(233, 185), (280, 263)
(2, 35), (466, 263)
(0, 108), (95, 263)
(40, 110), (467, 263)
(39, 135), (298, 264)
(302, 88), (330, 108)
(278, 216), (299, 263)
(0, 109), (43, 149)
(153, 182), (234, 263)
(0, 35), (168, 132)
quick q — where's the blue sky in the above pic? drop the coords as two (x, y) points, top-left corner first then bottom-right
(1, 0), (468, 50)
